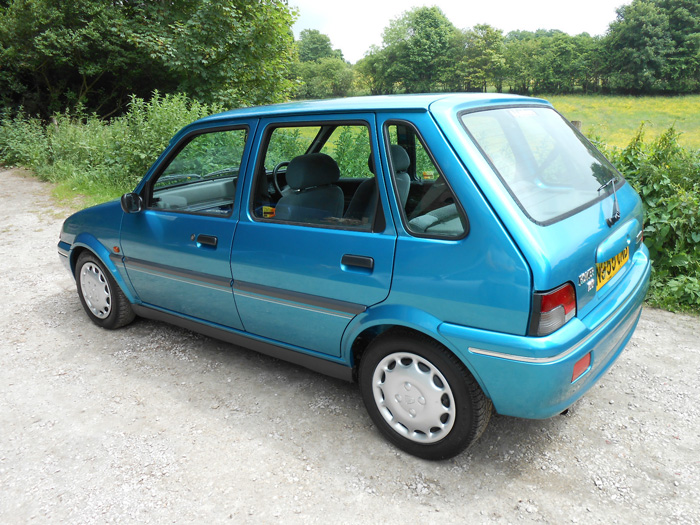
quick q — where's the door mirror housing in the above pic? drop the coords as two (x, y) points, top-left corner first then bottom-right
(120, 193), (144, 214)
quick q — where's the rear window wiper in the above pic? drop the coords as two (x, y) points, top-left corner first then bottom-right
(598, 177), (621, 227)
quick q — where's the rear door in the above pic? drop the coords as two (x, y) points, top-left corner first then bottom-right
(231, 115), (397, 357)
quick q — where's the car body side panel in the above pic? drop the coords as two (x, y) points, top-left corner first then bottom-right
(120, 211), (243, 329)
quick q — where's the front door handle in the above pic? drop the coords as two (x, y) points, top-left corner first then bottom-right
(197, 234), (218, 247)
(341, 254), (374, 271)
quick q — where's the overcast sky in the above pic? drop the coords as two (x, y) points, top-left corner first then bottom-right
(289, 0), (628, 63)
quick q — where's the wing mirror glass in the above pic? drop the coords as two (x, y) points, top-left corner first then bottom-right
(120, 193), (144, 214)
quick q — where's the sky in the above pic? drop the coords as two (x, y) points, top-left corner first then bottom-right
(289, 0), (628, 64)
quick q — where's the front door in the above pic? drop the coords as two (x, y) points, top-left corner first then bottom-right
(120, 125), (253, 329)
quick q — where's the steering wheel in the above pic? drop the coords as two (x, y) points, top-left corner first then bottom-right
(272, 161), (291, 196)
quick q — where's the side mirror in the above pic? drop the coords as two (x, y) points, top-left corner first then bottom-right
(120, 193), (144, 214)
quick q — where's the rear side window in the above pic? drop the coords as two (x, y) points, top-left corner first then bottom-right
(385, 122), (467, 239)
(460, 107), (621, 225)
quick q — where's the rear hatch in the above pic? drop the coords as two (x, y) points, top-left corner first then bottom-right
(442, 101), (646, 335)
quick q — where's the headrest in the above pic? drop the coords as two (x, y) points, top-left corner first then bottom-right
(390, 145), (410, 173)
(367, 145), (410, 175)
(286, 153), (340, 190)
(367, 152), (376, 174)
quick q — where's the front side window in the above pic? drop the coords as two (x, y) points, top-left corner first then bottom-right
(385, 122), (467, 239)
(460, 107), (622, 225)
(149, 128), (247, 216)
(252, 123), (378, 229)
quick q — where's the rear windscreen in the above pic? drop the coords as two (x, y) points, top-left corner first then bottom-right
(460, 107), (622, 225)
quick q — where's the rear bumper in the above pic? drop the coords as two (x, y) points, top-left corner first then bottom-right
(439, 246), (651, 419)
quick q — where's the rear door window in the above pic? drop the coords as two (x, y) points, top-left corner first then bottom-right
(251, 122), (380, 230)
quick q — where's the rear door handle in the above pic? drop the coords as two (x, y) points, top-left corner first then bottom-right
(196, 234), (218, 247)
(341, 254), (374, 271)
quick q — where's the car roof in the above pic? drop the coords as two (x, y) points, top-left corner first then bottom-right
(197, 93), (550, 125)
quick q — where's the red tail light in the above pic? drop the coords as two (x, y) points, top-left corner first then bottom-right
(529, 283), (576, 336)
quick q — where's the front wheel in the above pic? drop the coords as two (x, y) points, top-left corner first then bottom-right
(359, 331), (491, 460)
(75, 252), (135, 329)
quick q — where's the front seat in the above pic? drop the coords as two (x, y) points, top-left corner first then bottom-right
(274, 153), (344, 223)
(343, 145), (411, 222)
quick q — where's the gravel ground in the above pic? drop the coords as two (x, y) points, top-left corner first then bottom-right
(1, 168), (699, 524)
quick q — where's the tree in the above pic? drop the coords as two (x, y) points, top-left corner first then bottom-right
(355, 46), (396, 95)
(452, 24), (506, 92)
(658, 0), (700, 93)
(537, 32), (579, 94)
(379, 6), (458, 93)
(0, 0), (298, 117)
(291, 29), (350, 99)
(297, 29), (343, 62)
(572, 33), (605, 94)
(295, 57), (354, 99)
(503, 31), (540, 94)
(604, 0), (674, 93)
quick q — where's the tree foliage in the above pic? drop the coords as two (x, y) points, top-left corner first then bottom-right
(355, 2), (700, 96)
(294, 57), (354, 99)
(296, 29), (343, 62)
(356, 7), (457, 94)
(605, 0), (675, 93)
(605, 126), (700, 309)
(0, 0), (297, 117)
(455, 24), (506, 92)
(291, 28), (352, 99)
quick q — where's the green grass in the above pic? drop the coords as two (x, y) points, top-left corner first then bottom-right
(546, 95), (700, 149)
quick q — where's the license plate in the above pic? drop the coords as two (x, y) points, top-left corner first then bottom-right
(596, 246), (630, 290)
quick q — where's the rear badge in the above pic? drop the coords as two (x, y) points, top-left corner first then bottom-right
(579, 267), (596, 292)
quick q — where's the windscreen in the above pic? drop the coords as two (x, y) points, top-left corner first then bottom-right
(460, 107), (621, 224)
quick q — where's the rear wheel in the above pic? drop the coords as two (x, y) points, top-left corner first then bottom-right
(359, 330), (491, 460)
(75, 252), (135, 329)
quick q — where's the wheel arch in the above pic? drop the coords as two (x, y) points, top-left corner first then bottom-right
(70, 234), (138, 304)
(343, 305), (491, 399)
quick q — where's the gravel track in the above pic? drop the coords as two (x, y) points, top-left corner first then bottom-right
(1, 169), (699, 524)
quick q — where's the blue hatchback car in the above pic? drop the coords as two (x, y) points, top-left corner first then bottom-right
(59, 94), (650, 459)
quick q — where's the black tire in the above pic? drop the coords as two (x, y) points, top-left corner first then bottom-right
(359, 330), (491, 460)
(75, 251), (135, 329)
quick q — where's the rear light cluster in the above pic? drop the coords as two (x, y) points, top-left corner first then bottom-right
(529, 283), (576, 336)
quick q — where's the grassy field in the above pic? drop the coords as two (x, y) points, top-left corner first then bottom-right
(546, 94), (700, 149)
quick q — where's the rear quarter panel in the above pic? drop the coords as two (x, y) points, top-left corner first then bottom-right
(375, 110), (533, 336)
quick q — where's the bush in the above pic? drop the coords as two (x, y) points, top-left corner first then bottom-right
(605, 125), (700, 310)
(0, 93), (222, 201)
(0, 110), (50, 168)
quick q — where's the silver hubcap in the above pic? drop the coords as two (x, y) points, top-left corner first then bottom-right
(372, 352), (455, 443)
(80, 262), (112, 319)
